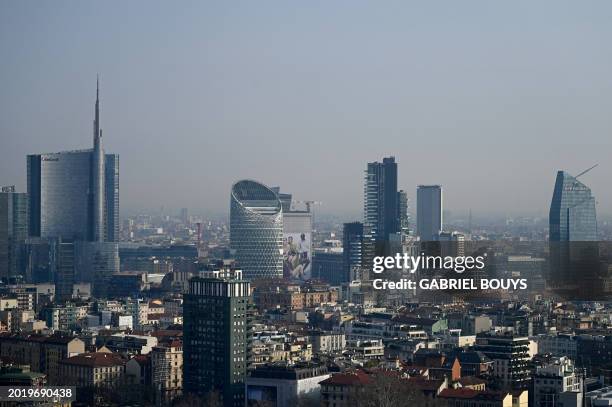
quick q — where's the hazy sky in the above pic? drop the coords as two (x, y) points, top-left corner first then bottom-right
(1, 1), (612, 218)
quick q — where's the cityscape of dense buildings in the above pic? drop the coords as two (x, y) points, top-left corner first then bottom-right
(0, 83), (611, 407)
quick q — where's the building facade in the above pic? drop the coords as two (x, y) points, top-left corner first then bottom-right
(343, 222), (363, 283)
(0, 186), (28, 281)
(549, 170), (597, 242)
(27, 81), (119, 243)
(183, 268), (250, 407)
(417, 185), (443, 242)
(363, 157), (399, 262)
(230, 180), (283, 279)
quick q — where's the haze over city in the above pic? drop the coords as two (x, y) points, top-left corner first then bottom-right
(1, 1), (612, 218)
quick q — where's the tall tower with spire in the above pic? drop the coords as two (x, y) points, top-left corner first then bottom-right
(91, 76), (106, 241)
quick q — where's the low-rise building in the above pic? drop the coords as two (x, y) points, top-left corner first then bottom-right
(59, 352), (126, 388)
(346, 339), (384, 360)
(320, 370), (371, 407)
(532, 356), (582, 407)
(246, 363), (330, 406)
(151, 339), (183, 402)
(310, 331), (346, 354)
(0, 333), (85, 384)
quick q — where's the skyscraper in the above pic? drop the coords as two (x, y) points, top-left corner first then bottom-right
(27, 80), (119, 298)
(343, 222), (363, 282)
(363, 157), (399, 265)
(417, 185), (443, 242)
(549, 170), (597, 242)
(27, 79), (119, 243)
(549, 169), (599, 297)
(397, 189), (409, 234)
(0, 186), (28, 281)
(55, 239), (75, 302)
(183, 264), (250, 407)
(230, 180), (283, 279)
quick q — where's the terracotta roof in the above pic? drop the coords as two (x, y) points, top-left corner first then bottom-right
(405, 377), (445, 391)
(439, 388), (480, 399)
(0, 333), (77, 345)
(130, 355), (150, 366)
(61, 352), (125, 368)
(320, 370), (371, 386)
(439, 389), (507, 401)
(151, 329), (183, 338)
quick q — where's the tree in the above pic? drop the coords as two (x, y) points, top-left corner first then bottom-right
(356, 374), (436, 407)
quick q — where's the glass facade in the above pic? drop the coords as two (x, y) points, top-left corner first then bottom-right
(75, 241), (119, 298)
(105, 154), (120, 242)
(363, 157), (399, 269)
(0, 189), (28, 280)
(549, 170), (597, 242)
(230, 180), (283, 279)
(29, 151), (92, 241)
(549, 171), (599, 295)
(417, 185), (443, 242)
(26, 151), (119, 243)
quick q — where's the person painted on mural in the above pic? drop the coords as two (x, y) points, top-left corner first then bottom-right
(298, 233), (311, 271)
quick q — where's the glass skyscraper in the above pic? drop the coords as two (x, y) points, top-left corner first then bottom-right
(230, 180), (283, 279)
(26, 80), (119, 298)
(27, 80), (119, 243)
(549, 170), (599, 297)
(417, 185), (443, 242)
(363, 157), (399, 268)
(0, 186), (28, 281)
(549, 170), (597, 242)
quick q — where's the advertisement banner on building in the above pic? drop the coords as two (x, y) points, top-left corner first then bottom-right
(283, 232), (311, 280)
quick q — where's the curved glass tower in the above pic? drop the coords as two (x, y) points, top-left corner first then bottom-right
(230, 180), (283, 279)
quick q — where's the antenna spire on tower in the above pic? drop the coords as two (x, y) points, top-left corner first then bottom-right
(575, 164), (598, 179)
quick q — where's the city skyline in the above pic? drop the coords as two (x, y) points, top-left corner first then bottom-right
(1, 2), (612, 218)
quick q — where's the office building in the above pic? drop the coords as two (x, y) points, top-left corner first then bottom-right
(27, 79), (119, 243)
(417, 185), (443, 242)
(183, 266), (250, 407)
(363, 157), (399, 260)
(437, 231), (465, 257)
(549, 170), (597, 242)
(230, 180), (283, 279)
(397, 189), (409, 234)
(549, 169), (599, 294)
(343, 222), (363, 282)
(74, 241), (119, 298)
(312, 251), (343, 285)
(54, 239), (76, 303)
(0, 186), (28, 281)
(280, 193), (313, 281)
(21, 237), (58, 283)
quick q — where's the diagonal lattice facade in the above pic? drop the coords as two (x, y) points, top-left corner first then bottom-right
(230, 180), (283, 279)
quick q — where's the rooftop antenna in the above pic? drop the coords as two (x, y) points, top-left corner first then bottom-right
(575, 164), (598, 179)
